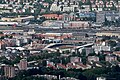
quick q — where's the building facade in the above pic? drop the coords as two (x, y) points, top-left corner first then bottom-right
(19, 59), (27, 70)
(3, 65), (15, 78)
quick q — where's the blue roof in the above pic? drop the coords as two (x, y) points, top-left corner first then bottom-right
(105, 12), (119, 16)
(79, 12), (96, 17)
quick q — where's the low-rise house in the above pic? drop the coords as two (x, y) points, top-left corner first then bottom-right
(88, 56), (99, 63)
(50, 2), (78, 12)
(80, 5), (90, 12)
(1, 16), (34, 22)
(66, 63), (77, 69)
(70, 57), (81, 63)
(0, 40), (10, 50)
(105, 55), (117, 62)
(46, 61), (56, 69)
(85, 48), (94, 56)
(66, 63), (91, 70)
(78, 12), (96, 21)
(60, 77), (79, 80)
(95, 62), (103, 67)
(42, 14), (63, 20)
(56, 63), (67, 69)
(62, 13), (76, 21)
(113, 51), (120, 57)
(93, 45), (111, 54)
(68, 21), (90, 29)
(96, 11), (105, 23)
(43, 3), (49, 8)
(103, 51), (112, 55)
(105, 11), (119, 22)
(96, 77), (106, 80)
(75, 63), (91, 70)
(96, 32), (120, 38)
(92, 4), (98, 11)
(33, 74), (57, 80)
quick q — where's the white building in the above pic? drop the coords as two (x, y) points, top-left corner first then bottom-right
(50, 2), (78, 12)
(105, 55), (117, 62)
(50, 3), (60, 12)
(93, 45), (111, 54)
(97, 77), (106, 80)
(88, 56), (99, 62)
(70, 57), (81, 63)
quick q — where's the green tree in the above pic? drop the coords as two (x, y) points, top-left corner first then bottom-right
(44, 0), (53, 4)
(82, 56), (87, 65)
(115, 47), (120, 51)
(0, 36), (4, 39)
(83, 67), (110, 80)
(0, 32), (3, 34)
(108, 40), (117, 47)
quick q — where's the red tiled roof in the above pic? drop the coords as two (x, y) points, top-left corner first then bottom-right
(77, 63), (87, 68)
(0, 40), (5, 45)
(47, 64), (56, 69)
(57, 63), (67, 69)
(67, 63), (77, 69)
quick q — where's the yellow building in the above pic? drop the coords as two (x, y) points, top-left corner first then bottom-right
(96, 32), (120, 38)
(1, 16), (34, 22)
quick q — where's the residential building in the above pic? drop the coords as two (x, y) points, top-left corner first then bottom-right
(96, 11), (105, 23)
(70, 57), (81, 63)
(46, 61), (56, 69)
(34, 74), (57, 80)
(96, 32), (120, 38)
(1, 16), (34, 22)
(19, 59), (27, 70)
(85, 48), (94, 56)
(18, 0), (35, 3)
(88, 56), (99, 62)
(78, 12), (96, 21)
(3, 65), (15, 78)
(50, 1), (78, 12)
(50, 2), (60, 12)
(97, 77), (106, 80)
(105, 55), (117, 62)
(60, 77), (79, 80)
(93, 45), (111, 54)
(105, 11), (119, 22)
(57, 63), (66, 69)
(42, 14), (63, 20)
(80, 5), (91, 12)
(62, 13), (76, 21)
(68, 21), (90, 29)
